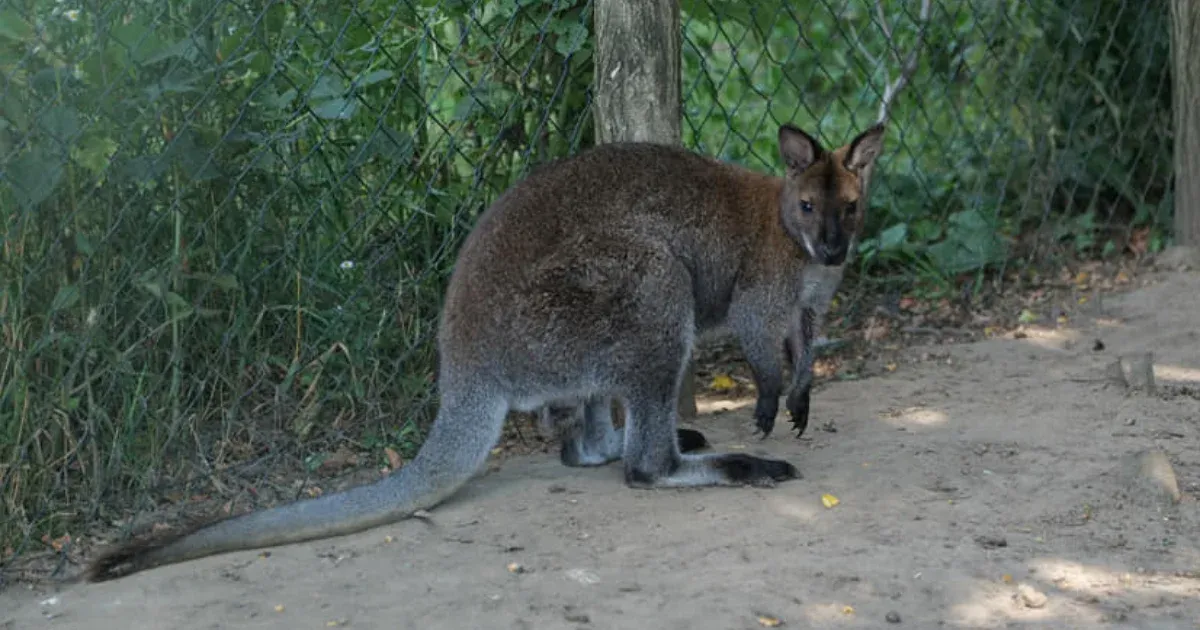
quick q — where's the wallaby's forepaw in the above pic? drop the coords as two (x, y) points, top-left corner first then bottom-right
(714, 453), (800, 487)
(752, 394), (780, 439)
(676, 428), (710, 453)
(787, 386), (810, 438)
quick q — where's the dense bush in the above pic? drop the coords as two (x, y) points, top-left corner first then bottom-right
(0, 0), (1172, 550)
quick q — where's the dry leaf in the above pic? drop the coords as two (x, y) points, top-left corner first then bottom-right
(709, 374), (737, 391)
(1018, 309), (1038, 324)
(383, 535), (394, 544)
(842, 605), (855, 615)
(274, 604), (285, 613)
(384, 447), (403, 471)
(756, 614), (784, 627)
(1056, 314), (1068, 325)
(821, 493), (840, 508)
(1115, 270), (1131, 284)
(885, 362), (897, 372)
(1002, 574), (1014, 584)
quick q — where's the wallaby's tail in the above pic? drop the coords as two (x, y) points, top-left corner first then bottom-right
(86, 395), (508, 582)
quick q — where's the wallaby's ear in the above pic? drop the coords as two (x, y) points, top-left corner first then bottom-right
(844, 123), (886, 172)
(778, 124), (822, 174)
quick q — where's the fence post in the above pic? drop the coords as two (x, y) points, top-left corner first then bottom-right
(1172, 0), (1200, 246)
(593, 0), (697, 420)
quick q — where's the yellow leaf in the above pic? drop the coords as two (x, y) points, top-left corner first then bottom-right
(821, 493), (840, 508)
(383, 535), (394, 543)
(983, 326), (996, 337)
(507, 562), (525, 573)
(274, 605), (285, 613)
(1078, 297), (1088, 305)
(1074, 271), (1089, 285)
(1002, 574), (1013, 584)
(1115, 270), (1131, 284)
(885, 362), (897, 372)
(710, 374), (737, 391)
(1056, 314), (1068, 325)
(842, 605), (855, 615)
(1018, 309), (1038, 324)
(756, 614), (783, 627)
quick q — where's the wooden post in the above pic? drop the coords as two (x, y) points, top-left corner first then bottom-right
(593, 0), (696, 419)
(1172, 0), (1200, 245)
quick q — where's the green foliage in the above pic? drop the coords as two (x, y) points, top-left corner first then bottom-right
(0, 0), (594, 549)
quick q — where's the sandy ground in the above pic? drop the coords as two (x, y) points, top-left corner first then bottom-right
(3, 270), (1200, 629)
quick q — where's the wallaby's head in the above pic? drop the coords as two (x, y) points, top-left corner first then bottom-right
(776, 123), (886, 266)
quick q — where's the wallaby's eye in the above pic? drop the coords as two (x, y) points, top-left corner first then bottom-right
(800, 200), (814, 214)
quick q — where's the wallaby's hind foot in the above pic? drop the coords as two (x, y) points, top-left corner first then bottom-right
(624, 452), (800, 489)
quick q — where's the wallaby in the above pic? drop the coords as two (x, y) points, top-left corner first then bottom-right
(85, 121), (885, 582)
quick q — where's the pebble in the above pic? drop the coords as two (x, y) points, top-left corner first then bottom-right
(1018, 584), (1048, 609)
(886, 610), (902, 623)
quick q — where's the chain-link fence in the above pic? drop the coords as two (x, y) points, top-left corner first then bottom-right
(0, 0), (1174, 566)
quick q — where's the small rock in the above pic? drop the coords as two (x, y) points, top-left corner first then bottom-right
(1119, 449), (1182, 506)
(1017, 584), (1048, 609)
(975, 535), (1008, 549)
(547, 484), (567, 494)
(886, 610), (902, 623)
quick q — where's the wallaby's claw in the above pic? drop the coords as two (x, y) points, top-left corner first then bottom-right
(787, 386), (810, 438)
(753, 395), (779, 439)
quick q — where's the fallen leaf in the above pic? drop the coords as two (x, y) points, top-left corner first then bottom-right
(1115, 270), (1131, 284)
(821, 493), (840, 508)
(884, 362), (897, 372)
(756, 614), (784, 627)
(1002, 574), (1014, 584)
(842, 605), (855, 615)
(41, 533), (71, 551)
(1074, 271), (1089, 286)
(1078, 297), (1088, 305)
(383, 535), (394, 544)
(507, 562), (525, 574)
(1018, 309), (1038, 324)
(709, 374), (737, 391)
(983, 326), (996, 337)
(384, 447), (403, 471)
(274, 604), (285, 613)
(1056, 314), (1068, 325)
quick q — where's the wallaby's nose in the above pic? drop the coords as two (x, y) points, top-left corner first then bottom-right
(821, 243), (847, 266)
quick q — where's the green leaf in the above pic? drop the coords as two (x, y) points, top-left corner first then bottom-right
(51, 285), (81, 312)
(311, 98), (357, 120)
(0, 9), (33, 42)
(878, 223), (908, 252)
(7, 148), (65, 209)
(554, 22), (588, 56)
(38, 106), (81, 145)
(74, 232), (97, 257)
(355, 69), (394, 88)
(166, 292), (195, 319)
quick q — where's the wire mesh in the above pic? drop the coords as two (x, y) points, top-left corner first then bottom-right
(0, 0), (1174, 568)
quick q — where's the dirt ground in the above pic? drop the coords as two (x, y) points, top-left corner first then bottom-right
(3, 269), (1200, 629)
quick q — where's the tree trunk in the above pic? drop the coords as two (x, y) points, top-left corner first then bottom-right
(593, 0), (696, 419)
(1172, 0), (1200, 245)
